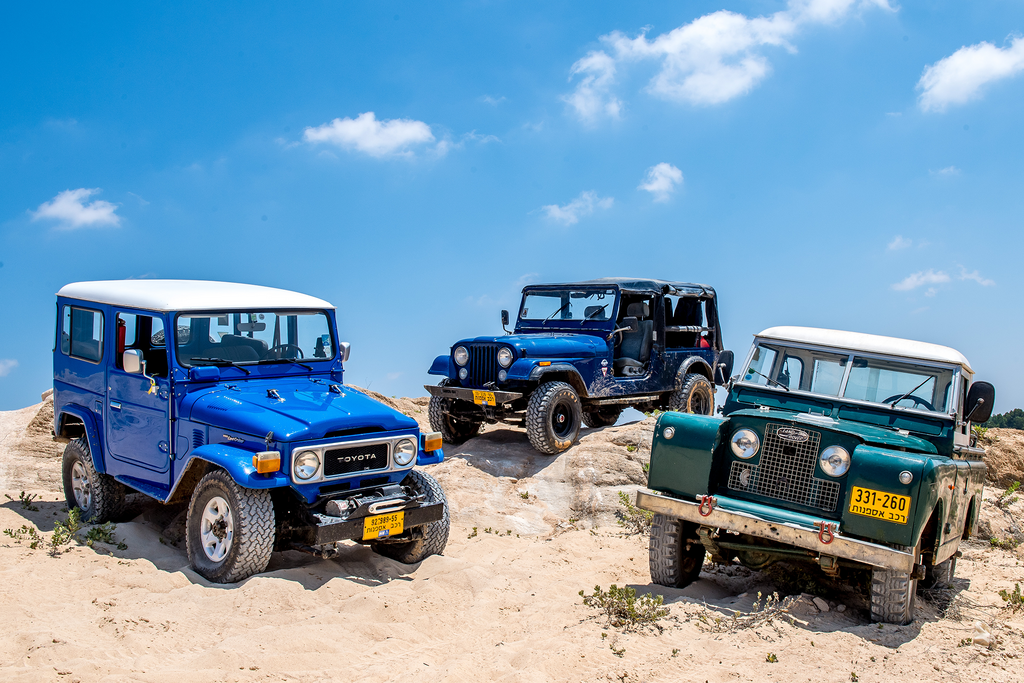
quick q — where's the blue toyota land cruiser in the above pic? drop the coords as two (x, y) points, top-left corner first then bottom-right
(426, 278), (734, 454)
(54, 280), (449, 583)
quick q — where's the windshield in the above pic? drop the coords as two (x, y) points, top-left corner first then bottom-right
(520, 289), (617, 322)
(174, 310), (334, 366)
(742, 342), (955, 413)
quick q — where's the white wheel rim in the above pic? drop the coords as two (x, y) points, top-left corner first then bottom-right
(200, 496), (234, 563)
(71, 460), (92, 510)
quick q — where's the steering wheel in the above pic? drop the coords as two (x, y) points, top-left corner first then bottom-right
(265, 343), (304, 360)
(882, 394), (935, 411)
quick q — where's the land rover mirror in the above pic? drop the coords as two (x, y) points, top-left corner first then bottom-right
(501, 310), (509, 327)
(965, 381), (996, 423)
(237, 321), (267, 332)
(123, 349), (144, 374)
(339, 341), (351, 363)
(715, 350), (735, 385)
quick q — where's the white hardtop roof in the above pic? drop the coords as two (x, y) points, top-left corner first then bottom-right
(57, 280), (334, 312)
(756, 326), (973, 372)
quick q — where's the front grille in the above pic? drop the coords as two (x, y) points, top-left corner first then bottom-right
(323, 443), (389, 477)
(465, 343), (500, 387)
(726, 423), (840, 512)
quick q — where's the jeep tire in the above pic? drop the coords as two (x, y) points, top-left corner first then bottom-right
(373, 470), (450, 564)
(649, 514), (706, 588)
(582, 407), (622, 428)
(669, 373), (715, 415)
(526, 381), (582, 455)
(62, 437), (126, 523)
(869, 543), (920, 624)
(185, 470), (275, 583)
(428, 382), (483, 444)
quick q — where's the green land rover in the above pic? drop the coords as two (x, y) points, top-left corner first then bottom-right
(637, 326), (995, 624)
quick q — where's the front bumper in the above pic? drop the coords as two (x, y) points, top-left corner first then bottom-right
(424, 384), (523, 405)
(636, 489), (915, 573)
(311, 501), (445, 545)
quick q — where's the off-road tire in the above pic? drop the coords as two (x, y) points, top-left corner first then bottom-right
(582, 407), (622, 428)
(869, 544), (920, 624)
(185, 470), (275, 583)
(649, 514), (706, 588)
(922, 556), (957, 589)
(668, 373), (715, 415)
(62, 437), (125, 523)
(373, 470), (450, 564)
(428, 383), (483, 444)
(526, 381), (582, 455)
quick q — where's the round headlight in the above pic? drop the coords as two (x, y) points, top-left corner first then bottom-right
(394, 439), (416, 466)
(459, 367), (469, 380)
(497, 347), (514, 368)
(819, 446), (851, 477)
(730, 429), (760, 459)
(293, 450), (321, 480)
(454, 346), (469, 366)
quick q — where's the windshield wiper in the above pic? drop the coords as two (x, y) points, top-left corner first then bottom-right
(585, 304), (609, 320)
(259, 357), (313, 371)
(189, 358), (251, 375)
(747, 368), (789, 391)
(543, 302), (571, 323)
(889, 376), (932, 408)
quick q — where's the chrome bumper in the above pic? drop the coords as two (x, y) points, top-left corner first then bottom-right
(636, 489), (915, 573)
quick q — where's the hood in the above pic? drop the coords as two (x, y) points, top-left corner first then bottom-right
(184, 378), (418, 442)
(462, 333), (608, 359)
(729, 408), (938, 454)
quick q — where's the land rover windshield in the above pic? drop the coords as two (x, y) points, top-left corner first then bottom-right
(519, 289), (617, 324)
(742, 341), (956, 413)
(174, 310), (334, 366)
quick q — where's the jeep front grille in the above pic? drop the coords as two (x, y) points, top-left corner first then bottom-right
(726, 423), (840, 512)
(465, 343), (500, 387)
(323, 443), (390, 478)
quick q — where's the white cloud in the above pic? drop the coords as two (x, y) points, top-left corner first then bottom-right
(959, 266), (996, 287)
(891, 269), (950, 291)
(303, 112), (435, 157)
(540, 191), (614, 225)
(480, 95), (507, 106)
(887, 235), (912, 250)
(564, 0), (892, 121)
(930, 165), (961, 176)
(0, 359), (17, 377)
(918, 36), (1024, 112)
(638, 163), (684, 201)
(31, 188), (120, 230)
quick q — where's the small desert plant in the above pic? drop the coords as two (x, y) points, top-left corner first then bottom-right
(626, 444), (638, 453)
(996, 482), (1020, 509)
(999, 583), (1024, 612)
(5, 491), (40, 511)
(696, 591), (793, 634)
(616, 491), (653, 535)
(765, 653), (778, 663)
(3, 524), (42, 549)
(971, 425), (989, 441)
(990, 537), (1020, 551)
(467, 527), (478, 539)
(84, 522), (127, 550)
(519, 491), (530, 499)
(48, 508), (83, 556)
(579, 584), (670, 630)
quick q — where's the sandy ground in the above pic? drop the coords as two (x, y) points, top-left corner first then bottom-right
(2, 397), (1024, 682)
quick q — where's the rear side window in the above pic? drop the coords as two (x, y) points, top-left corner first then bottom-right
(61, 306), (104, 363)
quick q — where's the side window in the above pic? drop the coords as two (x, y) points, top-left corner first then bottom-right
(62, 306), (104, 363)
(115, 312), (168, 378)
(779, 354), (804, 390)
(665, 296), (704, 348)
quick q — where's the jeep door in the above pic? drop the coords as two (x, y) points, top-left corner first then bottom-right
(105, 310), (172, 479)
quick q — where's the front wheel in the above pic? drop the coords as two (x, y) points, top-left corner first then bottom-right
(525, 381), (582, 455)
(372, 470), (450, 564)
(649, 514), (706, 588)
(869, 543), (920, 624)
(668, 373), (714, 415)
(428, 390), (483, 444)
(185, 470), (275, 583)
(62, 437), (125, 523)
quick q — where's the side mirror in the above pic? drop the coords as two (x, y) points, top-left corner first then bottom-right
(501, 310), (510, 326)
(714, 350), (735, 385)
(123, 349), (144, 374)
(622, 316), (638, 333)
(339, 341), (351, 363)
(964, 381), (995, 424)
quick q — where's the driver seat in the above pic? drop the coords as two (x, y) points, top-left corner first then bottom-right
(614, 302), (653, 376)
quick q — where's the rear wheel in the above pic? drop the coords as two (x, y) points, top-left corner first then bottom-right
(869, 543), (921, 624)
(62, 437), (125, 523)
(649, 514), (706, 588)
(582, 407), (622, 428)
(428, 383), (483, 444)
(525, 381), (582, 455)
(668, 374), (714, 415)
(373, 470), (450, 564)
(922, 556), (957, 589)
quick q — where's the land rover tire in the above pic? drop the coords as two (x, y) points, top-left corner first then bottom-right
(582, 407), (622, 428)
(668, 373), (715, 415)
(429, 382), (483, 444)
(526, 381), (582, 455)
(185, 470), (275, 583)
(62, 437), (126, 523)
(373, 470), (450, 564)
(649, 514), (706, 588)
(869, 544), (920, 625)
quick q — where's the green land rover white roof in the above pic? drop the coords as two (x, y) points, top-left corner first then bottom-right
(756, 326), (973, 373)
(57, 280), (333, 312)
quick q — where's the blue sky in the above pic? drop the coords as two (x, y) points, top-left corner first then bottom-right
(2, 1), (1022, 413)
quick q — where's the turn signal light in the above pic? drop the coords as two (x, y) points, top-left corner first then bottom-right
(538, 361), (551, 366)
(424, 431), (443, 452)
(253, 450), (281, 474)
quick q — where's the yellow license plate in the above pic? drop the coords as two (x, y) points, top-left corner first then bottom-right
(473, 390), (496, 406)
(362, 511), (405, 540)
(848, 487), (911, 525)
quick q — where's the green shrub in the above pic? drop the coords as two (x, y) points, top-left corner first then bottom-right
(616, 491), (653, 535)
(579, 584), (669, 630)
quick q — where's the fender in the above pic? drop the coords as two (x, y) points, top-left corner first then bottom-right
(57, 405), (107, 474)
(676, 356), (713, 387)
(428, 354), (452, 377)
(527, 363), (589, 397)
(647, 412), (726, 498)
(175, 444), (291, 493)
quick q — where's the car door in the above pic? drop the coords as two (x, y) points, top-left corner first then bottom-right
(105, 310), (172, 479)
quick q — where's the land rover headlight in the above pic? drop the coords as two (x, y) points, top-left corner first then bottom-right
(293, 450), (321, 481)
(394, 439), (416, 466)
(454, 346), (469, 366)
(497, 347), (514, 368)
(730, 429), (760, 459)
(819, 446), (851, 477)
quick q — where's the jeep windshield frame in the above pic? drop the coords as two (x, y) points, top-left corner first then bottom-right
(516, 287), (620, 332)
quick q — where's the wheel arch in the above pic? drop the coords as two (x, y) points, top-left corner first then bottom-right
(962, 494), (981, 540)
(676, 357), (714, 388)
(918, 500), (945, 564)
(168, 445), (291, 504)
(56, 405), (106, 473)
(529, 364), (589, 397)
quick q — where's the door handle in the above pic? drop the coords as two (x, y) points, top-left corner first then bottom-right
(110, 401), (122, 411)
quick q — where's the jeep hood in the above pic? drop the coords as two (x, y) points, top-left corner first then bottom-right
(729, 408), (938, 454)
(462, 333), (608, 359)
(184, 379), (418, 442)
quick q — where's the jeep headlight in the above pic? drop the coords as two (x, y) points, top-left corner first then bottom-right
(454, 346), (469, 366)
(393, 439), (416, 466)
(497, 347), (514, 368)
(293, 450), (321, 481)
(819, 446), (850, 477)
(730, 429), (760, 459)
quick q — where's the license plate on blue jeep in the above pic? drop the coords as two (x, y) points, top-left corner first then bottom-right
(848, 487), (910, 524)
(473, 390), (496, 406)
(362, 511), (405, 540)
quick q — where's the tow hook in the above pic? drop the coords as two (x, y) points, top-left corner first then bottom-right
(815, 521), (836, 545)
(697, 495), (716, 517)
